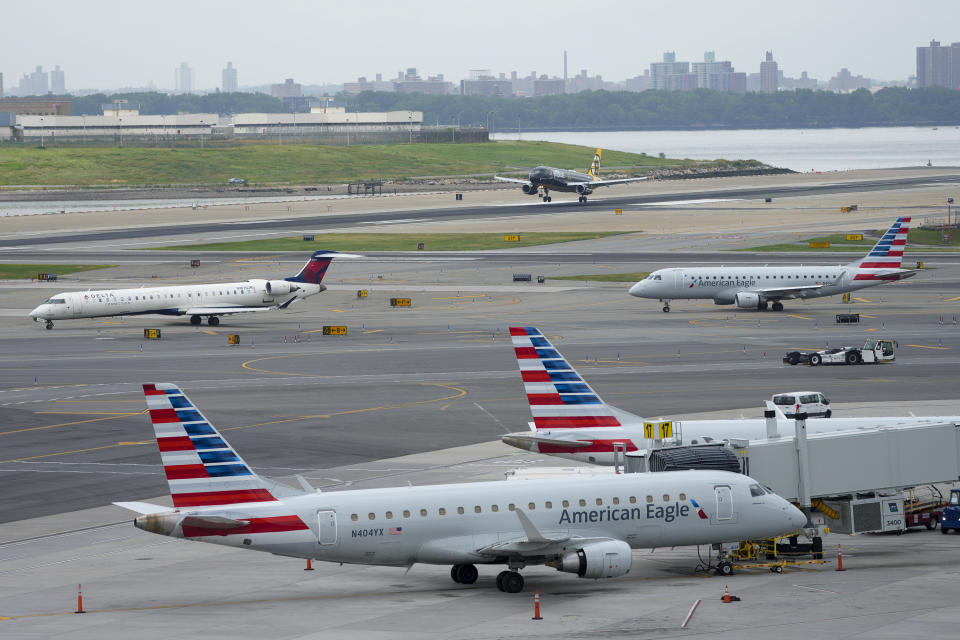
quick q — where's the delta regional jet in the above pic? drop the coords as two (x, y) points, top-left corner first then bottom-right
(629, 216), (916, 312)
(495, 148), (649, 204)
(29, 250), (357, 329)
(503, 326), (960, 465)
(115, 383), (804, 592)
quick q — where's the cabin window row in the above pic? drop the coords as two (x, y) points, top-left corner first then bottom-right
(349, 493), (688, 521)
(694, 275), (829, 280)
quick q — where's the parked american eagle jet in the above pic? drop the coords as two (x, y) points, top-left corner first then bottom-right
(114, 383), (804, 592)
(503, 326), (960, 465)
(29, 250), (357, 329)
(629, 216), (916, 312)
(495, 148), (649, 204)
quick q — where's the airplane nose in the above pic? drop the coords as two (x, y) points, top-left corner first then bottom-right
(628, 282), (644, 297)
(28, 307), (39, 318)
(787, 502), (807, 529)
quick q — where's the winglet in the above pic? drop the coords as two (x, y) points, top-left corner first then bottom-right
(589, 148), (602, 179)
(515, 508), (549, 543)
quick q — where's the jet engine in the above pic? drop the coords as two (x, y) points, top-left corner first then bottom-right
(522, 184), (538, 195)
(576, 184), (593, 196)
(548, 540), (632, 579)
(735, 291), (761, 309)
(264, 280), (299, 295)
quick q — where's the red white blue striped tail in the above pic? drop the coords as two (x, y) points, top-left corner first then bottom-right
(510, 327), (623, 431)
(853, 216), (910, 281)
(142, 383), (277, 508)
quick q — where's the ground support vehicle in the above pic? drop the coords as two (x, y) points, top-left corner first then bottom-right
(942, 488), (960, 534)
(784, 339), (896, 366)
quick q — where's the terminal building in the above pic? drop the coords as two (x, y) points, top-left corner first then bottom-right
(3, 105), (424, 144)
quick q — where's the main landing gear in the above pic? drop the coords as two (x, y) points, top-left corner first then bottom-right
(189, 315), (220, 326)
(771, 301), (784, 312)
(449, 564), (526, 592)
(578, 196), (588, 204)
(540, 189), (552, 203)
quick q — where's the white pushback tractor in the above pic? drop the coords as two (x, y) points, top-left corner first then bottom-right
(783, 339), (895, 366)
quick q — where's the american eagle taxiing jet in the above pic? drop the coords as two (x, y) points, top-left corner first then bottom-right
(629, 216), (916, 312)
(495, 148), (649, 204)
(503, 326), (960, 466)
(114, 383), (804, 592)
(29, 250), (356, 329)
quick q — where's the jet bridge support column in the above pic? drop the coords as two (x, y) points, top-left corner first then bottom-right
(794, 412), (812, 510)
(765, 406), (779, 439)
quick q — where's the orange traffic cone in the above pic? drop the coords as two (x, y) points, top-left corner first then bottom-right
(532, 590), (543, 620)
(836, 544), (845, 571)
(722, 584), (731, 603)
(305, 558), (314, 571)
(75, 584), (85, 614)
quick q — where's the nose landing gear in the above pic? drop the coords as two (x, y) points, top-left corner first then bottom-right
(660, 299), (671, 313)
(45, 320), (54, 330)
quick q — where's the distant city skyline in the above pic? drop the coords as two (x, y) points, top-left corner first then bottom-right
(0, 0), (955, 92)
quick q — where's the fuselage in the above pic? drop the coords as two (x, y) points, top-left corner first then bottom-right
(135, 470), (805, 564)
(29, 280), (320, 321)
(529, 166), (596, 194)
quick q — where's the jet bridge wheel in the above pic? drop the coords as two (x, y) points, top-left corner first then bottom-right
(498, 571), (525, 593)
(190, 315), (202, 326)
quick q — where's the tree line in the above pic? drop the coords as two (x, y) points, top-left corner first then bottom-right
(69, 87), (960, 130)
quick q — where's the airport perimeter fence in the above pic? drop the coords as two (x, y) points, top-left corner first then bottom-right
(0, 127), (490, 149)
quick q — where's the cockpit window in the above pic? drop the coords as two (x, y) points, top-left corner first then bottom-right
(749, 484), (766, 497)
(43, 298), (66, 304)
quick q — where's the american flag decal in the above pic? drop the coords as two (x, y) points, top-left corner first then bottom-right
(389, 527), (403, 535)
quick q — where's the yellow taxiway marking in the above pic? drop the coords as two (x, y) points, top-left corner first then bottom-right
(54, 399), (144, 404)
(118, 441), (151, 446)
(438, 403), (451, 411)
(0, 442), (126, 464)
(864, 328), (878, 332)
(788, 314), (814, 320)
(202, 330), (217, 335)
(431, 294), (492, 301)
(0, 411), (146, 437)
(363, 329), (384, 334)
(100, 321), (125, 325)
(859, 314), (877, 318)
(34, 411), (141, 416)
(853, 297), (872, 303)
(303, 329), (325, 334)
(331, 309), (347, 313)
(905, 344), (949, 350)
(945, 296), (960, 302)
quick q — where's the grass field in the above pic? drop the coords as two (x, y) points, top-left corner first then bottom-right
(0, 264), (114, 279)
(549, 272), (649, 282)
(0, 141), (708, 187)
(158, 232), (634, 252)
(742, 227), (960, 252)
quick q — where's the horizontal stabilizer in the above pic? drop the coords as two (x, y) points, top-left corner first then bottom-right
(112, 501), (171, 515)
(502, 433), (591, 449)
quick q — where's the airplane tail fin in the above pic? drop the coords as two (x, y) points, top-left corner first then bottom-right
(142, 383), (279, 508)
(588, 148), (602, 180)
(510, 327), (624, 432)
(848, 216), (911, 281)
(285, 250), (360, 285)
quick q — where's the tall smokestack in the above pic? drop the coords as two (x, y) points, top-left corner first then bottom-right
(563, 50), (568, 92)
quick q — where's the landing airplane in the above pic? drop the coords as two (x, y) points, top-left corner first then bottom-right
(629, 216), (916, 312)
(494, 148), (649, 204)
(29, 250), (357, 329)
(503, 326), (960, 465)
(115, 383), (804, 592)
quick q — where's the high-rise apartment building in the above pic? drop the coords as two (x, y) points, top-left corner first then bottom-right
(692, 52), (746, 92)
(760, 51), (778, 92)
(916, 40), (957, 88)
(175, 62), (194, 93)
(50, 65), (65, 94)
(222, 62), (238, 92)
(650, 52), (694, 90)
(271, 78), (302, 98)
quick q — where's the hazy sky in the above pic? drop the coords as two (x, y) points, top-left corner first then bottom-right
(2, 0), (956, 91)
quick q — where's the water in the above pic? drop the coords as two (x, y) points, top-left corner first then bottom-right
(493, 126), (960, 172)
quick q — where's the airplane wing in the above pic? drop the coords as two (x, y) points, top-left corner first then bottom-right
(475, 509), (613, 558)
(750, 284), (825, 298)
(494, 176), (531, 184)
(183, 306), (273, 316)
(588, 176), (650, 186)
